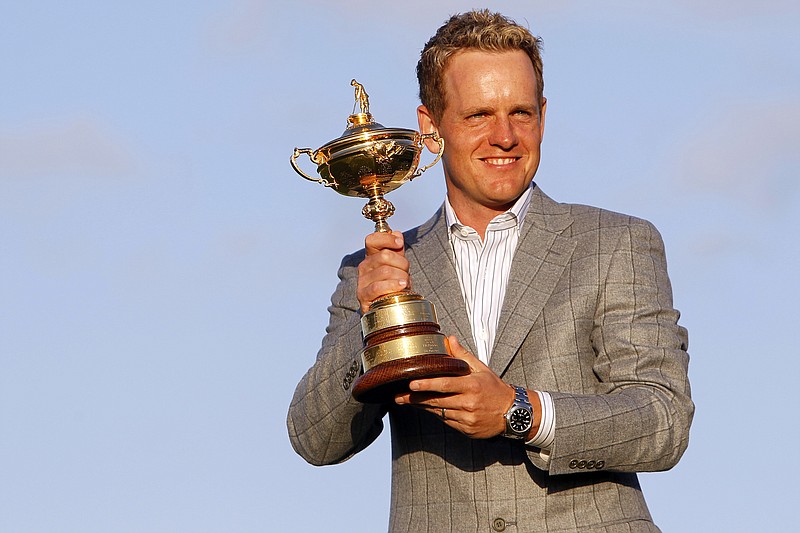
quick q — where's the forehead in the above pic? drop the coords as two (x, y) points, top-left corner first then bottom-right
(441, 49), (539, 110)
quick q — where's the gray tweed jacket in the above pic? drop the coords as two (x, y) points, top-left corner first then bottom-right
(287, 185), (693, 533)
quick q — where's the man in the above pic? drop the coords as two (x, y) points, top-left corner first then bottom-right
(288, 10), (693, 533)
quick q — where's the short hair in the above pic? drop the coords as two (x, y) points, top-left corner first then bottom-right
(417, 10), (544, 121)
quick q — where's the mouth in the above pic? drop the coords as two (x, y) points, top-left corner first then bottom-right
(481, 157), (520, 167)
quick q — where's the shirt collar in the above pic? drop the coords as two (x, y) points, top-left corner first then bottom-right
(444, 182), (535, 233)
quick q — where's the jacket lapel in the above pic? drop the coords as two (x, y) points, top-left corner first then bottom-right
(404, 208), (477, 356)
(489, 186), (577, 376)
(405, 186), (576, 373)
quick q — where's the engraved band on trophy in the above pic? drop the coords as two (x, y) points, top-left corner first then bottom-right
(291, 80), (470, 403)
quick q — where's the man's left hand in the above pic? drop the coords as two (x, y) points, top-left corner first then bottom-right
(394, 336), (516, 439)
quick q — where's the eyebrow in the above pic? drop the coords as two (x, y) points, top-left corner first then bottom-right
(460, 102), (540, 117)
(460, 106), (492, 117)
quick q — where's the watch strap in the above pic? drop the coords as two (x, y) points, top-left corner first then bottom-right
(503, 385), (533, 439)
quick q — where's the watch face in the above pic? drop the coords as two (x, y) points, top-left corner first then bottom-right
(509, 408), (532, 433)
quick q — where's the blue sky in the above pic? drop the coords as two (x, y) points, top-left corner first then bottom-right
(2, 1), (799, 531)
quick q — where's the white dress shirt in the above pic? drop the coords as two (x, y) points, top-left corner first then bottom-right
(444, 185), (555, 450)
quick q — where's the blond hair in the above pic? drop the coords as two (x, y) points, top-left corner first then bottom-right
(417, 10), (544, 121)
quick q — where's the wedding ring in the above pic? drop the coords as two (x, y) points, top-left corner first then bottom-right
(441, 408), (447, 420)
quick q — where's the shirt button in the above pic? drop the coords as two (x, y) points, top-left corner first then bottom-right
(492, 517), (506, 531)
(460, 227), (470, 237)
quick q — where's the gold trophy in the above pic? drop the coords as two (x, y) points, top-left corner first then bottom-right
(291, 80), (470, 403)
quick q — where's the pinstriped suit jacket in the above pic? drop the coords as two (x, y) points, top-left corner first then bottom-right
(288, 185), (693, 532)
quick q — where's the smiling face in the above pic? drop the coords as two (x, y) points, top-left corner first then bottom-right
(418, 49), (546, 232)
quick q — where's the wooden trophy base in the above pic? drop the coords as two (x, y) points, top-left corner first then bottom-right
(353, 290), (470, 404)
(351, 354), (470, 404)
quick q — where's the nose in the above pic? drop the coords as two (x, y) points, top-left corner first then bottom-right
(487, 116), (517, 149)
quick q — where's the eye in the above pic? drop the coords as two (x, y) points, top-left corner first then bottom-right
(467, 112), (487, 120)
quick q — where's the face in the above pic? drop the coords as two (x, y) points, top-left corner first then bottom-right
(418, 49), (546, 225)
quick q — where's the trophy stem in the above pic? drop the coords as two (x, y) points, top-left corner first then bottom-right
(362, 182), (395, 233)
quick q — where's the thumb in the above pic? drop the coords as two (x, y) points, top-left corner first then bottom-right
(446, 336), (486, 372)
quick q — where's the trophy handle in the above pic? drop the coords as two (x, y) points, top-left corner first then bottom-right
(412, 133), (445, 178)
(290, 147), (332, 186)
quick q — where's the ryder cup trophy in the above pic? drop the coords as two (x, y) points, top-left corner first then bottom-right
(291, 80), (470, 403)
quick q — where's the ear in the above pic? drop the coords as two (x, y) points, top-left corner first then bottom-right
(417, 105), (440, 154)
(539, 97), (547, 138)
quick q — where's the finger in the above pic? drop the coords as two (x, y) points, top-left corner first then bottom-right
(435, 406), (457, 422)
(357, 235), (411, 311)
(408, 375), (462, 395)
(359, 249), (410, 275)
(365, 231), (404, 256)
(408, 403), (459, 424)
(358, 241), (410, 292)
(394, 389), (450, 407)
(402, 399), (462, 426)
(358, 261), (410, 286)
(357, 264), (410, 311)
(358, 279), (409, 309)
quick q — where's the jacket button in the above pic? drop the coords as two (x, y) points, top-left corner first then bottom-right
(569, 460), (578, 469)
(492, 517), (506, 531)
(595, 460), (605, 469)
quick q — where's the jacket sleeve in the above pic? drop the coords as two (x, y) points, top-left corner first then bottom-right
(287, 250), (386, 466)
(528, 219), (694, 475)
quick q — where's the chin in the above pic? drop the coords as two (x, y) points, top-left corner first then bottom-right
(486, 184), (528, 203)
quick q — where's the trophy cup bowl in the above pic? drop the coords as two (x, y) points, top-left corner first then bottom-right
(291, 80), (470, 403)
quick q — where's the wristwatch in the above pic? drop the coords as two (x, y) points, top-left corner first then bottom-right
(503, 385), (533, 440)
